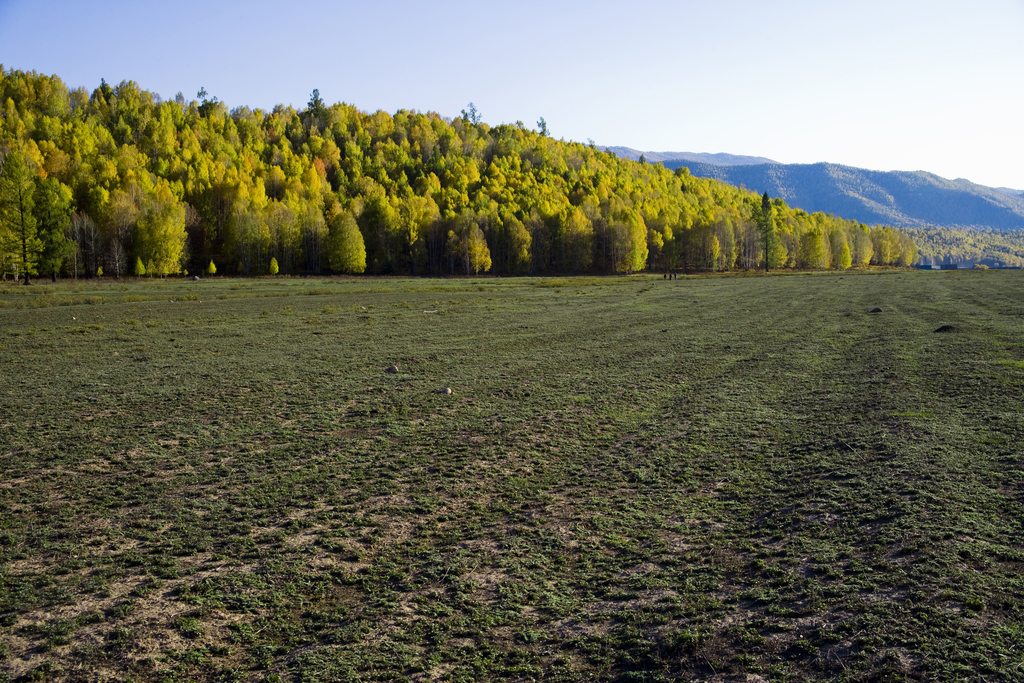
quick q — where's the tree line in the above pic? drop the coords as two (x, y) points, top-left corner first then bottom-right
(902, 226), (1024, 268)
(0, 68), (917, 283)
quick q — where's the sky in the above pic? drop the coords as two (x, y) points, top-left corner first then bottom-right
(2, 0), (1022, 188)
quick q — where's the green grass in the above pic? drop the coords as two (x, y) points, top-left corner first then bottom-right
(0, 269), (1023, 682)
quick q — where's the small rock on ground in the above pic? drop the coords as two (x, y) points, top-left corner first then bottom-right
(441, 387), (453, 395)
(385, 365), (399, 374)
(869, 307), (883, 313)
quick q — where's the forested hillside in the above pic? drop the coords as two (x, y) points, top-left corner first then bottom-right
(904, 227), (1024, 268)
(0, 68), (915, 282)
(668, 160), (1024, 231)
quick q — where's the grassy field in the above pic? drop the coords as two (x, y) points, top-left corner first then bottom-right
(1, 269), (1022, 682)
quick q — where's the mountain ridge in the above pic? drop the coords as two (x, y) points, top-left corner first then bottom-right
(655, 158), (1024, 231)
(603, 147), (776, 166)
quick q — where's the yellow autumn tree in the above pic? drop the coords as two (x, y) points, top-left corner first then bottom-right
(623, 208), (648, 273)
(134, 180), (186, 276)
(467, 224), (492, 274)
(563, 206), (593, 273)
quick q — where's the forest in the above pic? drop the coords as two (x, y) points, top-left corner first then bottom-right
(904, 226), (1024, 268)
(0, 68), (917, 282)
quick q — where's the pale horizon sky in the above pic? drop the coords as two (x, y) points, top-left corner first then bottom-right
(2, 0), (1022, 189)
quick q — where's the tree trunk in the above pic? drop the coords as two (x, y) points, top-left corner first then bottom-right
(22, 234), (30, 285)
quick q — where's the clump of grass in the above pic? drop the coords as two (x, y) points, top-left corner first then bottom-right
(175, 616), (205, 638)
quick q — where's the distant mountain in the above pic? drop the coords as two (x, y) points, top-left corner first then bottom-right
(659, 160), (1024, 232)
(604, 147), (776, 166)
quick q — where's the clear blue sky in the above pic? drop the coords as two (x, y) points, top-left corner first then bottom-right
(2, 0), (1022, 188)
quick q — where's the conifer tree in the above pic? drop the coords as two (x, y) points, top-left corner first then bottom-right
(759, 192), (774, 273)
(34, 177), (75, 281)
(0, 152), (40, 284)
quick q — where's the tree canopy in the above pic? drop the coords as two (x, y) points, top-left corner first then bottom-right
(0, 67), (918, 280)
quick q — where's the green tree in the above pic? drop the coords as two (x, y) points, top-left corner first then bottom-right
(852, 224), (873, 266)
(871, 227), (897, 265)
(624, 210), (648, 274)
(445, 209), (478, 275)
(103, 188), (139, 279)
(269, 256), (279, 275)
(328, 210), (366, 274)
(266, 201), (299, 274)
(502, 214), (531, 274)
(307, 89), (326, 127)
(461, 102), (481, 125)
(134, 256), (146, 276)
(709, 234), (721, 272)
(396, 194), (438, 274)
(207, 259), (216, 275)
(837, 237), (853, 270)
(563, 206), (594, 273)
(716, 218), (737, 271)
(0, 152), (40, 284)
(800, 227), (829, 269)
(34, 176), (74, 281)
(358, 194), (400, 273)
(135, 182), (187, 276)
(758, 192), (775, 273)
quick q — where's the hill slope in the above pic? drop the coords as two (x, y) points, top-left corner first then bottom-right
(0, 67), (917, 279)
(662, 160), (1024, 232)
